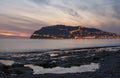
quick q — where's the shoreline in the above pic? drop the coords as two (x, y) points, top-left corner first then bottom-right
(0, 45), (120, 54)
(0, 46), (120, 78)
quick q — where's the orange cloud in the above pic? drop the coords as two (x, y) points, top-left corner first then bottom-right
(0, 30), (30, 37)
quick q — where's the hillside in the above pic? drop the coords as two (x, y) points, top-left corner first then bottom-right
(30, 25), (120, 39)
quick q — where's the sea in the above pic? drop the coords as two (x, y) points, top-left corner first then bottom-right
(0, 39), (120, 53)
(0, 39), (120, 74)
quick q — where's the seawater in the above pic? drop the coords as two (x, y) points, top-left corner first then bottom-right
(0, 39), (120, 53)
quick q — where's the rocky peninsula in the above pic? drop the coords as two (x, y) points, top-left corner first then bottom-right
(31, 25), (120, 39)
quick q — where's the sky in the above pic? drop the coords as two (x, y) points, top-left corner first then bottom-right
(0, 0), (120, 38)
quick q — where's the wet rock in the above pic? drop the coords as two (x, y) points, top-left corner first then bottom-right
(0, 63), (33, 77)
(11, 63), (24, 67)
(9, 66), (33, 75)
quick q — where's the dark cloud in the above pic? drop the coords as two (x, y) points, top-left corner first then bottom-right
(52, 4), (82, 19)
(111, 0), (120, 19)
(78, 2), (108, 16)
(31, 0), (50, 5)
(79, 0), (120, 19)
(31, 0), (82, 19)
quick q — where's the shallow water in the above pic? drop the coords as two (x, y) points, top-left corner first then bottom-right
(0, 39), (120, 53)
(0, 59), (100, 74)
(0, 60), (14, 65)
(25, 63), (100, 74)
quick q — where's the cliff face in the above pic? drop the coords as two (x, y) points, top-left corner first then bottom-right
(30, 25), (120, 39)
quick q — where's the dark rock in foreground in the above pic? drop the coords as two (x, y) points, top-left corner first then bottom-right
(0, 63), (33, 78)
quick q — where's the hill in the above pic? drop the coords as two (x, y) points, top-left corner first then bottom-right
(30, 25), (120, 39)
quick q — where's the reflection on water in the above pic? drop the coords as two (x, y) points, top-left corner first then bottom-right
(0, 60), (14, 65)
(25, 63), (100, 74)
(0, 39), (120, 53)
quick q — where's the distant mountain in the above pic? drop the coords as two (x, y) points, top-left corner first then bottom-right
(30, 25), (120, 39)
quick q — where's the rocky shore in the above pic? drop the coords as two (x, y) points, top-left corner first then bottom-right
(0, 46), (120, 78)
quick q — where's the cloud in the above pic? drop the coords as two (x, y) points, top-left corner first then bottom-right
(0, 0), (120, 37)
(99, 23), (120, 34)
(0, 13), (48, 35)
(31, 0), (50, 5)
(52, 5), (82, 19)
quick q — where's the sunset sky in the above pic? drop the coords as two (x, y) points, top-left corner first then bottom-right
(0, 0), (120, 38)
